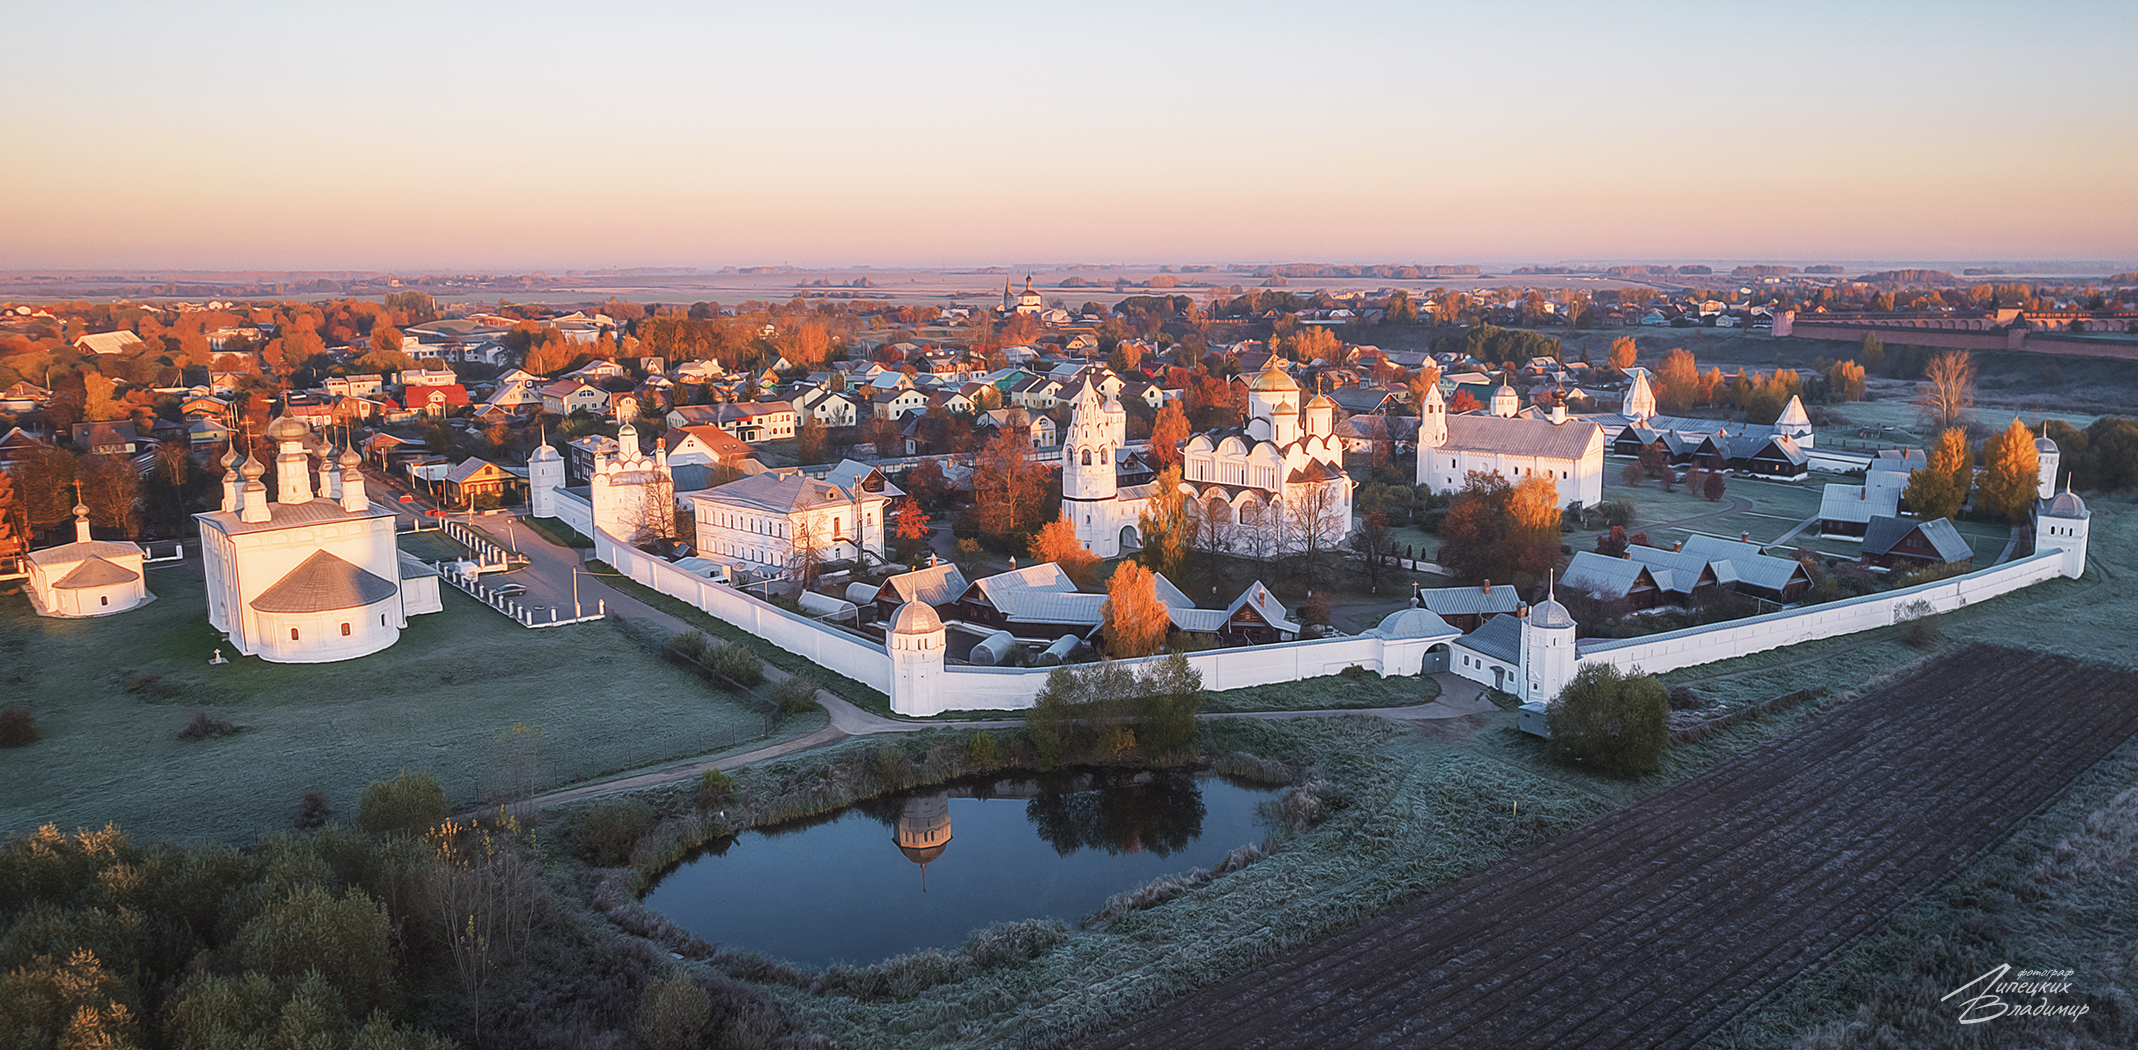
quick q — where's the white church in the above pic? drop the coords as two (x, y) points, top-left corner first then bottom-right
(195, 417), (442, 663)
(1415, 381), (1607, 508)
(23, 499), (153, 618)
(1065, 359), (1355, 559)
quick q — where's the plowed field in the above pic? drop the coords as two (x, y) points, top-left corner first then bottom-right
(1088, 645), (2138, 1050)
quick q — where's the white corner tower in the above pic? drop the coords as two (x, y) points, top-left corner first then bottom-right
(2037, 481), (2090, 579)
(1776, 395), (1814, 449)
(887, 600), (948, 717)
(1519, 574), (1579, 703)
(1623, 368), (1656, 424)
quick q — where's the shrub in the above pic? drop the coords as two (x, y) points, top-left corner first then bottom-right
(633, 975), (709, 1050)
(577, 798), (656, 867)
(703, 641), (764, 689)
(1547, 664), (1670, 778)
(965, 730), (1000, 768)
(179, 711), (235, 742)
(767, 675), (819, 714)
(1666, 686), (1703, 711)
(872, 744), (911, 789)
(695, 768), (735, 809)
(0, 709), (36, 747)
(1896, 599), (1943, 648)
(357, 771), (448, 836)
(297, 792), (332, 830)
(669, 630), (712, 663)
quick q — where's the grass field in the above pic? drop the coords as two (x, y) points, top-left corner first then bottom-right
(0, 565), (820, 843)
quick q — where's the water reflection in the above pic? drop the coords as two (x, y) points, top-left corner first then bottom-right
(1026, 771), (1206, 858)
(895, 792), (953, 889)
(643, 771), (1275, 967)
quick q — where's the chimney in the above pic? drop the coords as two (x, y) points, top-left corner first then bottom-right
(1674, 540), (1683, 551)
(1741, 531), (1751, 543)
(1516, 603), (1530, 618)
(1482, 579), (1492, 594)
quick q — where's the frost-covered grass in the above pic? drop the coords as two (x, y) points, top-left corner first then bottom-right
(627, 707), (1834, 1049)
(1199, 667), (1441, 713)
(0, 567), (807, 843)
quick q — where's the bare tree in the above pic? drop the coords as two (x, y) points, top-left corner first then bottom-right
(628, 471), (678, 548)
(788, 517), (827, 590)
(1920, 350), (1976, 430)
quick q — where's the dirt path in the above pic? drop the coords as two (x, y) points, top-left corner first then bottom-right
(1084, 646), (2138, 1050)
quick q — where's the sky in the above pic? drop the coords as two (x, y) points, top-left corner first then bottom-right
(3, 0), (2134, 271)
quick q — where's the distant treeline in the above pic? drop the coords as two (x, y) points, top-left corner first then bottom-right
(1248, 264), (1481, 279)
(1861, 270), (1958, 287)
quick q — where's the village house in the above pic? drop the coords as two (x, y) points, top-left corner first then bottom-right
(442, 458), (521, 507)
(70, 421), (141, 456)
(668, 401), (798, 442)
(661, 425), (753, 468)
(1861, 515), (1974, 573)
(540, 378), (611, 416)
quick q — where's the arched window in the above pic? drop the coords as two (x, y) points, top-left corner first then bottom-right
(1081, 449), (1092, 466)
(100, 595), (108, 606)
(290, 627), (300, 641)
(341, 622), (352, 636)
(1100, 448), (1108, 464)
(1208, 498), (1234, 525)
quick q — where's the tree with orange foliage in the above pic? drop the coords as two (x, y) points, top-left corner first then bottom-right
(0, 466), (19, 558)
(1654, 348), (1700, 413)
(1828, 359), (1866, 401)
(1607, 336), (1637, 373)
(1976, 417), (2041, 520)
(1507, 473), (1566, 577)
(1028, 513), (1101, 588)
(1147, 402), (1189, 469)
(1289, 326), (1341, 363)
(1102, 560), (1170, 658)
(1411, 363), (1445, 408)
(891, 496), (931, 557)
(1449, 389), (1483, 414)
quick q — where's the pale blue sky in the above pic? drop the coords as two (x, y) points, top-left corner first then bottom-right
(3, 1), (2132, 269)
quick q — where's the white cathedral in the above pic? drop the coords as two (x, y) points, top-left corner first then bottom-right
(1065, 358), (1354, 558)
(195, 416), (441, 663)
(1415, 381), (1607, 508)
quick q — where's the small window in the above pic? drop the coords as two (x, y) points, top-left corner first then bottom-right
(100, 595), (109, 607)
(341, 622), (352, 636)
(382, 615), (388, 626)
(290, 627), (301, 641)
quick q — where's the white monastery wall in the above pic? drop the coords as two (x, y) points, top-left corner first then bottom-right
(597, 529), (893, 692)
(1576, 550), (2068, 678)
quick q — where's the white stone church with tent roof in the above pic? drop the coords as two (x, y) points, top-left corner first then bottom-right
(1063, 357), (1355, 559)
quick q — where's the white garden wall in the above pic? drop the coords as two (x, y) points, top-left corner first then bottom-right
(1576, 550), (2069, 678)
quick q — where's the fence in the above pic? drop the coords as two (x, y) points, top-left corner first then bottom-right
(436, 562), (605, 629)
(440, 519), (523, 573)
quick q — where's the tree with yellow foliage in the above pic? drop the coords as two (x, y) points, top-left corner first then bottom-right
(1028, 513), (1101, 588)
(1289, 325), (1342, 363)
(1976, 417), (2042, 520)
(1102, 560), (1170, 658)
(1607, 336), (1637, 373)
(1904, 427), (1973, 522)
(1828, 358), (1866, 401)
(81, 373), (125, 421)
(1136, 466), (1192, 582)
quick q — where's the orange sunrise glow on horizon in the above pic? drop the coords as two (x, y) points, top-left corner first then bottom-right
(3, 0), (2133, 272)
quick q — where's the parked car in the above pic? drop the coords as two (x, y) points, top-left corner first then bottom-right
(492, 583), (528, 597)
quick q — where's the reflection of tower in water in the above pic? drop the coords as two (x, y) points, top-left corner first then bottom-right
(894, 793), (953, 891)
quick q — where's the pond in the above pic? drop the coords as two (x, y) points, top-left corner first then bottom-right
(642, 770), (1280, 967)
